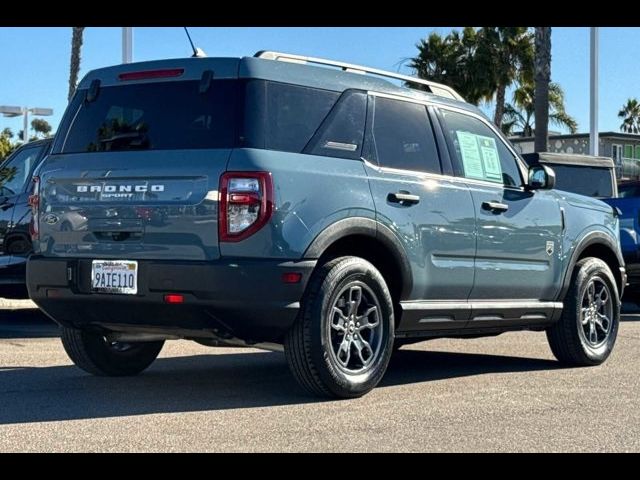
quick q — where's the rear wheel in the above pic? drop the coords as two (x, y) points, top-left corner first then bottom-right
(285, 256), (394, 398)
(547, 257), (619, 366)
(61, 326), (164, 376)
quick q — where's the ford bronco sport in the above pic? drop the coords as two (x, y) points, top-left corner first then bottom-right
(27, 51), (626, 398)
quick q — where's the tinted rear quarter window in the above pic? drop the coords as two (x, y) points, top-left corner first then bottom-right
(60, 80), (239, 153)
(368, 96), (441, 173)
(304, 90), (367, 160)
(243, 81), (339, 153)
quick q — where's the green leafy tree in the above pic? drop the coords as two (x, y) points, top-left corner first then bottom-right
(17, 130), (38, 143)
(68, 27), (86, 102)
(0, 128), (16, 162)
(31, 118), (53, 138)
(502, 82), (577, 136)
(618, 98), (640, 134)
(534, 27), (552, 152)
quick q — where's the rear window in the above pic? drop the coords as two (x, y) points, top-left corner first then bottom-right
(549, 164), (614, 198)
(618, 184), (640, 198)
(59, 80), (239, 153)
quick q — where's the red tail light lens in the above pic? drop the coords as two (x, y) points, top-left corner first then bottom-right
(28, 176), (40, 241)
(219, 172), (273, 242)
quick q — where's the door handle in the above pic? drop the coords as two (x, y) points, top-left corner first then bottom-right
(388, 192), (420, 205)
(482, 201), (509, 213)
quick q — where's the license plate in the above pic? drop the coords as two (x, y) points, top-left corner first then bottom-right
(91, 260), (138, 295)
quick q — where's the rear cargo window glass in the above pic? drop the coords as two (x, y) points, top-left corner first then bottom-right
(60, 80), (239, 153)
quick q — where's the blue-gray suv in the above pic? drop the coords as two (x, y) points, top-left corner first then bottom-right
(27, 51), (626, 398)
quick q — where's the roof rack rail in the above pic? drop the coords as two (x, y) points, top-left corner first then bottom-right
(254, 50), (465, 102)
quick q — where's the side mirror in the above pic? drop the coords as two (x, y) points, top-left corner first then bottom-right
(528, 164), (556, 190)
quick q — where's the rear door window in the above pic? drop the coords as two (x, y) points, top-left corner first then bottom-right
(59, 80), (239, 153)
(366, 96), (441, 174)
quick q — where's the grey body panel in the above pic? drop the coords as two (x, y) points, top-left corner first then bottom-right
(466, 182), (563, 300)
(222, 148), (376, 259)
(364, 164), (476, 301)
(36, 150), (229, 261)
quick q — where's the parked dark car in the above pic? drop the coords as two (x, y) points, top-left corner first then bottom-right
(521, 152), (617, 199)
(0, 138), (52, 295)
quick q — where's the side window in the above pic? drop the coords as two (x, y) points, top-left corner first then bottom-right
(264, 82), (339, 153)
(440, 109), (523, 187)
(367, 96), (441, 174)
(0, 145), (44, 196)
(304, 90), (367, 160)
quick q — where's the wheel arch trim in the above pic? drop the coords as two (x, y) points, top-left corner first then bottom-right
(303, 217), (413, 299)
(558, 231), (625, 301)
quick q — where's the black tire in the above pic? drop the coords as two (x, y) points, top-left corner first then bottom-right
(61, 326), (164, 376)
(284, 256), (395, 398)
(547, 257), (620, 366)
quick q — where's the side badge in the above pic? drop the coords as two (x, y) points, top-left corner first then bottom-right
(44, 214), (59, 225)
(546, 241), (554, 256)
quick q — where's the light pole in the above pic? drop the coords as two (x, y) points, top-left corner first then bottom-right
(589, 27), (599, 156)
(0, 106), (53, 143)
(122, 27), (133, 64)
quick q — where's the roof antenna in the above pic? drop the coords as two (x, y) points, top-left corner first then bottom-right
(184, 27), (206, 58)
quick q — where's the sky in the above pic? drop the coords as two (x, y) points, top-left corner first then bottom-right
(0, 27), (638, 137)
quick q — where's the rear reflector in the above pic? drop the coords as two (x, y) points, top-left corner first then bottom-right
(118, 68), (184, 81)
(281, 272), (302, 284)
(164, 294), (185, 304)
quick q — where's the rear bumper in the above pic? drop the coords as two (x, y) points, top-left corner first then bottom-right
(27, 256), (316, 343)
(0, 254), (27, 285)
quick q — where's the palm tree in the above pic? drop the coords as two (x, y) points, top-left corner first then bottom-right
(68, 27), (85, 102)
(502, 82), (577, 136)
(480, 27), (534, 128)
(408, 28), (495, 105)
(618, 98), (640, 134)
(534, 27), (552, 152)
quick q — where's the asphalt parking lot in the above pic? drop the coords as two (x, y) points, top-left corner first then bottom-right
(0, 299), (639, 452)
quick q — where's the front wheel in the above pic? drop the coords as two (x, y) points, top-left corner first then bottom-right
(547, 257), (620, 366)
(61, 326), (164, 376)
(285, 256), (394, 398)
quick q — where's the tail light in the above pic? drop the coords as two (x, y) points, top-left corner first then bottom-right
(219, 172), (273, 242)
(28, 176), (40, 241)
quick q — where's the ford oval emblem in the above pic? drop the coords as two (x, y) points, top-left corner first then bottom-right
(44, 214), (59, 225)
